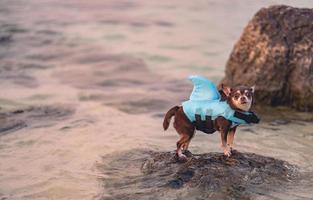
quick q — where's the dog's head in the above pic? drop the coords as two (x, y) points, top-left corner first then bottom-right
(221, 84), (255, 112)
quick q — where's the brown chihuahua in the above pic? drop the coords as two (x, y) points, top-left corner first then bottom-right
(163, 84), (257, 161)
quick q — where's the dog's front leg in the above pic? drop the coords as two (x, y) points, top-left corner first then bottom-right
(220, 128), (232, 157)
(215, 117), (231, 157)
(227, 126), (237, 152)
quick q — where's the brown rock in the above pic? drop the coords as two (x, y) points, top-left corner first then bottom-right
(221, 5), (313, 111)
(99, 150), (299, 200)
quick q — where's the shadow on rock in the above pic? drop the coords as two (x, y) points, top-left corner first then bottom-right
(99, 150), (299, 200)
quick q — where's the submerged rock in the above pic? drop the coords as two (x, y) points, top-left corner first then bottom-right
(100, 150), (298, 200)
(221, 5), (313, 111)
(0, 105), (75, 136)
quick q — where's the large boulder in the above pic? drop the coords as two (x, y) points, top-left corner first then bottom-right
(221, 5), (313, 111)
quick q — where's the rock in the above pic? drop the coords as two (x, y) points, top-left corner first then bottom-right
(0, 119), (26, 136)
(99, 150), (298, 200)
(0, 105), (75, 136)
(0, 34), (11, 43)
(221, 5), (313, 111)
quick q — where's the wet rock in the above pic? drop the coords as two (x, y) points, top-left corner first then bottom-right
(0, 61), (51, 88)
(0, 34), (12, 44)
(0, 105), (75, 135)
(221, 5), (313, 111)
(100, 150), (298, 200)
(0, 119), (26, 136)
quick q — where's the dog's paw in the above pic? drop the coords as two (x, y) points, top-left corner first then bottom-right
(175, 153), (189, 162)
(227, 145), (233, 152)
(182, 150), (193, 157)
(223, 147), (232, 157)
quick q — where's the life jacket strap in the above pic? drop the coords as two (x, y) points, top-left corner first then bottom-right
(194, 114), (216, 134)
(233, 111), (260, 124)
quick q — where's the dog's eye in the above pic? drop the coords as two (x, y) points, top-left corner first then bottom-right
(233, 94), (240, 99)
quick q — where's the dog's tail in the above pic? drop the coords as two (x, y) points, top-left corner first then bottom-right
(163, 106), (179, 131)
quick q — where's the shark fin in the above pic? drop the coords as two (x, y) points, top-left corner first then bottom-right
(188, 75), (221, 101)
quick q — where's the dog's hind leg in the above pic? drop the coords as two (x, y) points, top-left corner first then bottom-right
(182, 140), (190, 151)
(173, 107), (195, 161)
(176, 129), (196, 160)
(176, 134), (190, 161)
(182, 129), (195, 155)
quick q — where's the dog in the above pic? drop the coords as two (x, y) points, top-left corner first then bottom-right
(163, 83), (257, 161)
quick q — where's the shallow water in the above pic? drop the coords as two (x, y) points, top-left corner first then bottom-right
(0, 0), (313, 199)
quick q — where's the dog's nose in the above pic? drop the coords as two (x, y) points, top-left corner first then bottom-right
(240, 97), (246, 101)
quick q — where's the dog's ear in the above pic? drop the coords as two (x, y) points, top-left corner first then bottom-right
(221, 84), (232, 97)
(250, 85), (255, 93)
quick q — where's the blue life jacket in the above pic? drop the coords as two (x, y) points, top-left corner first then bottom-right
(182, 76), (259, 129)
